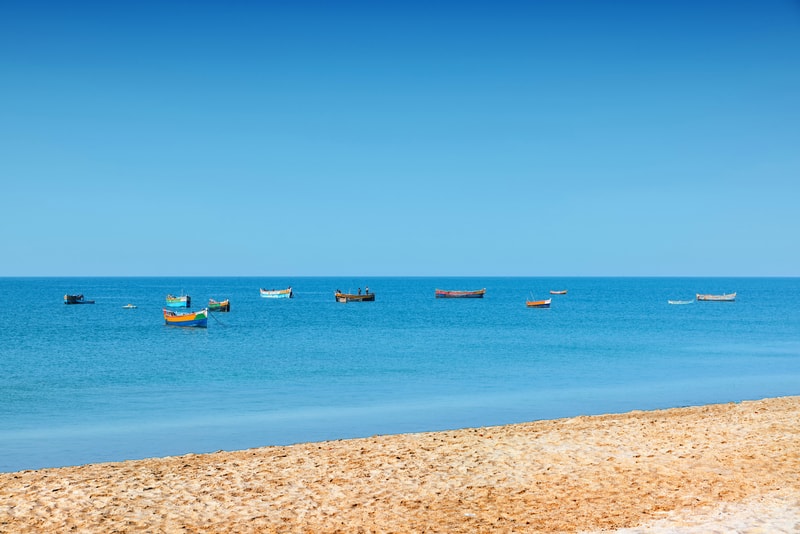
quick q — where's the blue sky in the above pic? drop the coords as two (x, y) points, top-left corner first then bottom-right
(2, 1), (798, 276)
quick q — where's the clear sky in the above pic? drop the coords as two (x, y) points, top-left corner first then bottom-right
(1, 1), (798, 277)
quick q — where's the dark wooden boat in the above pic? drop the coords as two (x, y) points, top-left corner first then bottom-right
(335, 291), (375, 303)
(435, 288), (486, 299)
(64, 294), (95, 305)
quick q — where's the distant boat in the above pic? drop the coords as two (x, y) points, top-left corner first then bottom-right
(166, 294), (191, 308)
(260, 287), (293, 299)
(163, 308), (208, 328)
(550, 290), (568, 295)
(526, 298), (552, 308)
(122, 304), (137, 309)
(335, 291), (375, 303)
(696, 292), (736, 302)
(668, 300), (693, 305)
(64, 294), (95, 305)
(208, 298), (230, 312)
(435, 288), (486, 299)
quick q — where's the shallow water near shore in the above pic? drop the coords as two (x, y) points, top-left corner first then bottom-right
(1, 277), (798, 472)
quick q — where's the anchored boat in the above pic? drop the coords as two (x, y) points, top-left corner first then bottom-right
(166, 294), (191, 308)
(526, 298), (552, 308)
(260, 287), (293, 299)
(64, 294), (95, 305)
(335, 291), (375, 303)
(696, 292), (736, 302)
(434, 288), (486, 299)
(208, 298), (230, 312)
(163, 308), (208, 328)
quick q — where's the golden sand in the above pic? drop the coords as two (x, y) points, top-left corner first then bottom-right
(1, 396), (799, 533)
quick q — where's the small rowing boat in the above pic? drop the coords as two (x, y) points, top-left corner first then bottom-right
(668, 300), (693, 305)
(163, 308), (208, 328)
(550, 290), (568, 295)
(435, 288), (486, 299)
(526, 298), (551, 308)
(696, 292), (736, 302)
(260, 287), (293, 299)
(122, 304), (137, 309)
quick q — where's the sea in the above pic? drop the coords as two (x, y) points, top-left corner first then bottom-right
(1, 277), (798, 473)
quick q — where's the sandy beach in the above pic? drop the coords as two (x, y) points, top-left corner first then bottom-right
(1, 396), (798, 533)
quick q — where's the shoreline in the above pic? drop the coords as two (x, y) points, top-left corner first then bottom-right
(1, 396), (798, 533)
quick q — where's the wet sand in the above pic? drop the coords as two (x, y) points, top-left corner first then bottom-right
(1, 396), (798, 533)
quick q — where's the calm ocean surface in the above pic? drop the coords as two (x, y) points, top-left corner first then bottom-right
(1, 277), (798, 472)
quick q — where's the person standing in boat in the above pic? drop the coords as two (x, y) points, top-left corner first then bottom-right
(365, 286), (369, 294)
(358, 288), (362, 295)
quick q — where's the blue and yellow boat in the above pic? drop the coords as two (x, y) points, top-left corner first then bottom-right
(166, 294), (191, 308)
(163, 308), (208, 328)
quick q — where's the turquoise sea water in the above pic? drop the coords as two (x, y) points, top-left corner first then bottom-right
(1, 277), (798, 473)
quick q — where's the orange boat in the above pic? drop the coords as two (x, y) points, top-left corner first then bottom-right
(163, 308), (208, 327)
(526, 298), (552, 308)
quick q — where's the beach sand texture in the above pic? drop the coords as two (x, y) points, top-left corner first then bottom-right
(1, 396), (799, 533)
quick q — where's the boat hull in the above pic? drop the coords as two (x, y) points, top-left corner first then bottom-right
(335, 293), (375, 303)
(163, 308), (208, 328)
(260, 288), (293, 299)
(208, 299), (230, 312)
(435, 289), (486, 298)
(696, 293), (736, 302)
(550, 290), (568, 295)
(64, 294), (94, 304)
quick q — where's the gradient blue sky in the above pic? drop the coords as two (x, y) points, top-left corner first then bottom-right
(2, 1), (798, 276)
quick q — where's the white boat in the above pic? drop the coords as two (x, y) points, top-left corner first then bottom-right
(696, 292), (736, 302)
(122, 304), (137, 309)
(668, 300), (693, 305)
(260, 287), (293, 299)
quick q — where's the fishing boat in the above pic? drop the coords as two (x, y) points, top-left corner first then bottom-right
(526, 298), (552, 308)
(208, 298), (230, 312)
(434, 288), (486, 299)
(696, 292), (736, 302)
(260, 287), (293, 299)
(335, 291), (375, 303)
(668, 300), (693, 305)
(64, 294), (95, 304)
(163, 308), (208, 328)
(122, 304), (137, 309)
(550, 290), (568, 295)
(166, 294), (191, 308)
